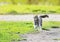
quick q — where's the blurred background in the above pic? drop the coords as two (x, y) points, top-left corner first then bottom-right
(0, 0), (60, 5)
(0, 0), (60, 14)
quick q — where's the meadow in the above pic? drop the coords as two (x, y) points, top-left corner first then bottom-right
(0, 5), (60, 14)
(0, 21), (60, 42)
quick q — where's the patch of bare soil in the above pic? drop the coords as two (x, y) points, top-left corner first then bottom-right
(20, 28), (60, 42)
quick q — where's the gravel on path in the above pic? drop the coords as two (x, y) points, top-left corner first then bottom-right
(20, 28), (60, 42)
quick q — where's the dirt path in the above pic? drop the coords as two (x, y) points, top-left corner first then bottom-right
(0, 14), (60, 21)
(20, 28), (60, 42)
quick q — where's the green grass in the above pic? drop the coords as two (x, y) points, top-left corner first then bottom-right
(42, 21), (60, 29)
(0, 5), (60, 14)
(0, 21), (34, 42)
(0, 21), (60, 42)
